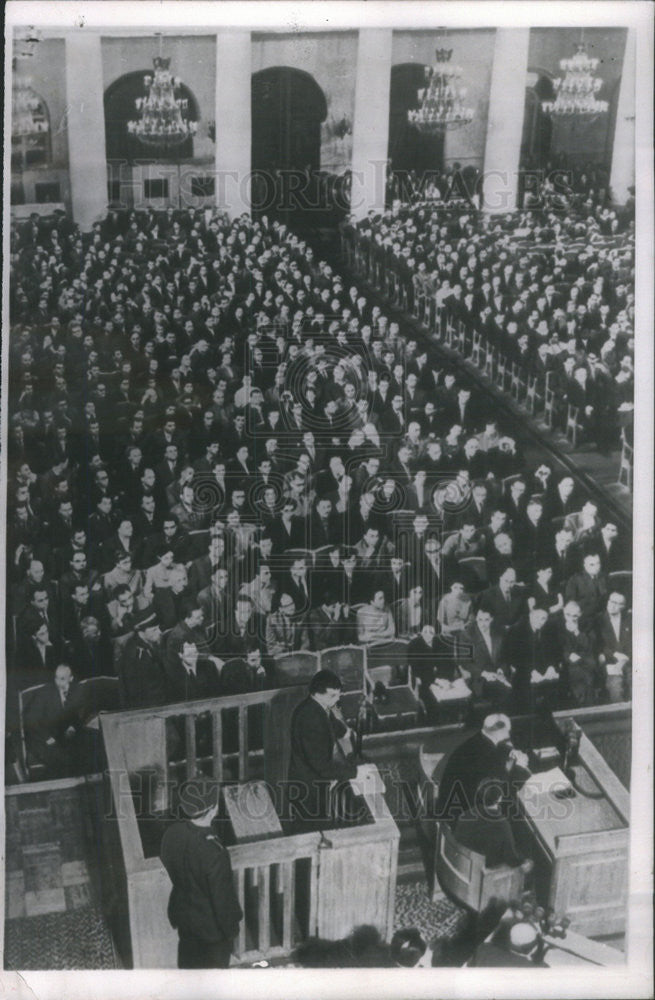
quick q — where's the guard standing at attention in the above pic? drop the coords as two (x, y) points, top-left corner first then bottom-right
(160, 780), (243, 968)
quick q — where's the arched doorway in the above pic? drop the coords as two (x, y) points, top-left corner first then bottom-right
(104, 70), (199, 164)
(251, 67), (327, 174)
(520, 72), (554, 169)
(388, 64), (444, 178)
(251, 67), (328, 227)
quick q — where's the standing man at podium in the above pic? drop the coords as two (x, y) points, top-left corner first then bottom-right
(287, 669), (369, 829)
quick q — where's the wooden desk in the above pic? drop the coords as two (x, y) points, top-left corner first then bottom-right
(542, 928), (624, 967)
(518, 735), (630, 937)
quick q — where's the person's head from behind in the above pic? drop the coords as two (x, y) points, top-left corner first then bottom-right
(482, 712), (512, 746)
(508, 921), (539, 957)
(390, 928), (432, 967)
(309, 669), (342, 709)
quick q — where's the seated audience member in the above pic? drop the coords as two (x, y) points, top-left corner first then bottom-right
(356, 588), (396, 645)
(306, 592), (352, 651)
(596, 591), (631, 702)
(564, 552), (608, 629)
(458, 609), (513, 707)
(555, 600), (598, 706)
(394, 583), (425, 638)
(266, 593), (309, 657)
(437, 580), (473, 636)
(23, 664), (94, 778)
(163, 640), (223, 704)
(507, 608), (560, 712)
(454, 778), (533, 870)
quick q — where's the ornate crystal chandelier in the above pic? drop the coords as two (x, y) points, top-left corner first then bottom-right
(12, 76), (49, 137)
(542, 43), (609, 118)
(12, 27), (47, 138)
(408, 45), (474, 134)
(127, 37), (198, 146)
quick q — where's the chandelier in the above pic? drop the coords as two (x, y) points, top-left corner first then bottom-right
(542, 43), (609, 118)
(12, 28), (47, 138)
(408, 46), (474, 134)
(12, 76), (49, 137)
(127, 40), (198, 146)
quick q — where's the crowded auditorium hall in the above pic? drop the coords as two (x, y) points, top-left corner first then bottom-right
(2, 8), (648, 982)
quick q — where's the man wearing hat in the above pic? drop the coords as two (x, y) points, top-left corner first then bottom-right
(117, 607), (167, 709)
(161, 779), (242, 968)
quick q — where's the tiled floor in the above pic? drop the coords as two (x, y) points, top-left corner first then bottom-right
(4, 780), (116, 969)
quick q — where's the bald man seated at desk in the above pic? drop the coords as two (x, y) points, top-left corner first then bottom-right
(437, 714), (530, 824)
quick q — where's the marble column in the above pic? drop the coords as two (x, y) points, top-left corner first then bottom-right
(350, 29), (393, 220)
(610, 28), (636, 205)
(214, 30), (252, 218)
(65, 32), (108, 231)
(482, 28), (530, 213)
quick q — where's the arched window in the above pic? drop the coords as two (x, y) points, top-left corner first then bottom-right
(11, 85), (51, 172)
(104, 70), (199, 164)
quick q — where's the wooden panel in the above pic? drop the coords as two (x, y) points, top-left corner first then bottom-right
(315, 839), (398, 940)
(184, 715), (197, 779)
(238, 706), (248, 782)
(236, 868), (246, 957)
(257, 866), (271, 952)
(118, 716), (167, 777)
(127, 868), (177, 969)
(282, 861), (295, 951)
(211, 711), (223, 782)
(551, 838), (629, 937)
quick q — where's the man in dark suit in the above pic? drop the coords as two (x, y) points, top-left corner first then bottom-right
(160, 780), (242, 968)
(454, 778), (529, 869)
(286, 669), (359, 829)
(458, 609), (512, 707)
(436, 714), (529, 825)
(23, 663), (90, 778)
(507, 608), (561, 712)
(596, 591), (631, 703)
(478, 568), (526, 632)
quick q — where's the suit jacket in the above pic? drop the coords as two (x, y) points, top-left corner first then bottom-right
(288, 697), (358, 790)
(596, 610), (631, 661)
(436, 731), (515, 822)
(478, 585), (526, 631)
(265, 611), (309, 657)
(564, 571), (608, 625)
(24, 681), (87, 746)
(458, 621), (506, 695)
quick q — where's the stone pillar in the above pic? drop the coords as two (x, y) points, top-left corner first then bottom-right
(350, 29), (393, 221)
(65, 33), (108, 231)
(482, 28), (530, 213)
(215, 30), (252, 218)
(610, 28), (636, 205)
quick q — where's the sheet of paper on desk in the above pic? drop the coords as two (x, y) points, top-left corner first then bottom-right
(349, 766), (385, 796)
(522, 766), (572, 797)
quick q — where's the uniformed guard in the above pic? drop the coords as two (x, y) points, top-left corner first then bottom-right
(117, 607), (168, 708)
(161, 779), (243, 968)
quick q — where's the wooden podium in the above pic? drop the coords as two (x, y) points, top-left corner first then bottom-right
(518, 733), (630, 937)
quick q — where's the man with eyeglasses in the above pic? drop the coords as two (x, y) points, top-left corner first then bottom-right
(265, 593), (309, 658)
(556, 600), (597, 707)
